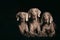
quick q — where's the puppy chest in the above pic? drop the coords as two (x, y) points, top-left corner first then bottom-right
(20, 24), (27, 29)
(33, 23), (39, 28)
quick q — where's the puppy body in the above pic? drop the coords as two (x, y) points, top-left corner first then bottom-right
(19, 22), (28, 35)
(41, 22), (55, 37)
(29, 20), (41, 37)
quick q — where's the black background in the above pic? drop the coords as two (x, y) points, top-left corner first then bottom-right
(0, 0), (60, 40)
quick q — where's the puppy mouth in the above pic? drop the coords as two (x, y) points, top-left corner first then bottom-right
(32, 15), (37, 18)
(44, 17), (48, 19)
(33, 18), (36, 20)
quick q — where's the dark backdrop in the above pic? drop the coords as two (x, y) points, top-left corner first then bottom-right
(0, 0), (60, 40)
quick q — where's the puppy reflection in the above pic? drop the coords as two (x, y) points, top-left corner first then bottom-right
(41, 12), (55, 37)
(16, 12), (29, 36)
(28, 8), (41, 37)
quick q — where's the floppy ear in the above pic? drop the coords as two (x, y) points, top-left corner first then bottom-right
(28, 9), (32, 18)
(17, 17), (19, 21)
(16, 12), (20, 21)
(26, 13), (28, 21)
(37, 9), (41, 17)
(50, 16), (53, 23)
(28, 13), (31, 18)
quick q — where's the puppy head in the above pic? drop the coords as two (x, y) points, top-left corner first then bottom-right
(28, 8), (41, 18)
(41, 12), (53, 24)
(16, 12), (28, 21)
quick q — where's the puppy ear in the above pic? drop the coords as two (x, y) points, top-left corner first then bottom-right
(28, 9), (32, 18)
(17, 17), (19, 21)
(38, 9), (41, 17)
(16, 12), (20, 21)
(28, 13), (31, 18)
(26, 13), (28, 21)
(50, 16), (53, 23)
(16, 15), (19, 21)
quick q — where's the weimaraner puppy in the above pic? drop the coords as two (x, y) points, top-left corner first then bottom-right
(41, 12), (55, 37)
(28, 8), (41, 37)
(16, 12), (29, 36)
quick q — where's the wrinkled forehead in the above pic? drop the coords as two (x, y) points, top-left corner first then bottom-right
(20, 12), (27, 16)
(44, 12), (51, 16)
(32, 8), (38, 12)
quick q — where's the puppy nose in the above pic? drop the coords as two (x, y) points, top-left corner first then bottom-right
(44, 17), (48, 20)
(21, 16), (25, 18)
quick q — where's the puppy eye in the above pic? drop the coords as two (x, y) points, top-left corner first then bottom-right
(48, 15), (50, 16)
(35, 10), (38, 12)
